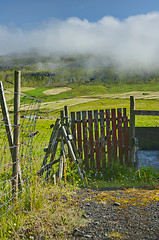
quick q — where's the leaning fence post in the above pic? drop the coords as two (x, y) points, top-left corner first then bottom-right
(130, 96), (135, 167)
(12, 71), (21, 199)
(0, 81), (14, 154)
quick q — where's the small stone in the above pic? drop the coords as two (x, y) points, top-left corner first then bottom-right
(73, 228), (84, 237)
(84, 234), (92, 238)
(113, 202), (120, 206)
(86, 212), (91, 216)
(94, 221), (100, 225)
(86, 203), (91, 206)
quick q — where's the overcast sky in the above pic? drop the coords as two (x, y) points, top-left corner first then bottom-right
(1, 0), (159, 71)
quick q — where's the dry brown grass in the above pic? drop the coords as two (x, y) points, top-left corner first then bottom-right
(10, 184), (87, 240)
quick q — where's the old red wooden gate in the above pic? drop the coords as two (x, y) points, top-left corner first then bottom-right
(70, 108), (130, 171)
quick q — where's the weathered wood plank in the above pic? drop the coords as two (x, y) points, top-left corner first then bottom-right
(111, 109), (117, 163)
(117, 108), (123, 165)
(61, 126), (83, 180)
(64, 106), (69, 129)
(38, 118), (60, 176)
(106, 109), (112, 166)
(45, 133), (60, 180)
(88, 110), (94, 169)
(0, 81), (14, 152)
(71, 111), (76, 146)
(60, 110), (64, 125)
(77, 111), (82, 158)
(58, 150), (64, 182)
(123, 108), (128, 165)
(61, 136), (67, 181)
(94, 110), (100, 171)
(100, 110), (106, 168)
(132, 110), (159, 116)
(82, 111), (89, 170)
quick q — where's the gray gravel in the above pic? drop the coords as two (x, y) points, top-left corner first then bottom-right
(70, 188), (159, 240)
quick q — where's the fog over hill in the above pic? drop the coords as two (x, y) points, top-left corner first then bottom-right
(1, 12), (159, 72)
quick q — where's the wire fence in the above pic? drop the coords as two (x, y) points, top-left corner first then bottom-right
(0, 83), (41, 219)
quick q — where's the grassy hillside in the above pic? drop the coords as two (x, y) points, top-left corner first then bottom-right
(1, 54), (159, 126)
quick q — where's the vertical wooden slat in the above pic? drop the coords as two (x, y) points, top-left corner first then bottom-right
(71, 112), (76, 146)
(88, 110), (94, 169)
(82, 111), (89, 170)
(123, 108), (128, 165)
(106, 109), (112, 166)
(100, 110), (106, 169)
(77, 111), (82, 158)
(60, 110), (64, 125)
(111, 109), (117, 163)
(64, 105), (69, 128)
(117, 108), (123, 165)
(94, 110), (100, 171)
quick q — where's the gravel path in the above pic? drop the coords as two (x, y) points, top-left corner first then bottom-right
(70, 188), (159, 240)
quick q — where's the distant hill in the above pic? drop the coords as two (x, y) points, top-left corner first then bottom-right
(0, 53), (159, 88)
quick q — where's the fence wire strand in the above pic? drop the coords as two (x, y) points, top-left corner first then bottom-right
(0, 85), (41, 219)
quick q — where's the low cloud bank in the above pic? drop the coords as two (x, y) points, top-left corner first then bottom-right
(1, 12), (159, 71)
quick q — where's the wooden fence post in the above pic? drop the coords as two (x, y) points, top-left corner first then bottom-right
(0, 81), (14, 155)
(13, 71), (21, 199)
(64, 106), (69, 130)
(130, 96), (135, 167)
(60, 110), (64, 125)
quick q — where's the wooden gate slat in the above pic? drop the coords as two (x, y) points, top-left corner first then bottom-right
(82, 111), (89, 170)
(88, 110), (94, 169)
(117, 108), (123, 165)
(111, 109), (117, 163)
(100, 110), (106, 168)
(94, 110), (100, 171)
(77, 111), (82, 158)
(123, 108), (128, 165)
(71, 112), (76, 146)
(106, 109), (112, 166)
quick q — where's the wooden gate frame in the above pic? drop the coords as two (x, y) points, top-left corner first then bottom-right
(69, 106), (130, 171)
(130, 96), (159, 166)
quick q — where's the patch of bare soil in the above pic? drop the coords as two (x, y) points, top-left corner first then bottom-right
(43, 87), (71, 95)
